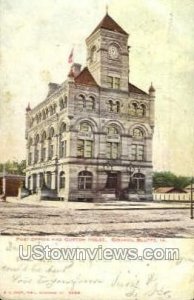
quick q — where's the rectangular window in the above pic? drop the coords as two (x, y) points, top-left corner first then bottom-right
(78, 176), (92, 190)
(137, 145), (144, 161)
(34, 149), (39, 163)
(85, 140), (92, 158)
(131, 145), (144, 161)
(49, 145), (54, 159)
(107, 76), (120, 89)
(41, 148), (46, 161)
(114, 77), (120, 89)
(60, 141), (66, 158)
(77, 140), (93, 158)
(78, 177), (85, 189)
(107, 76), (114, 88)
(131, 145), (136, 160)
(77, 140), (84, 157)
(106, 142), (119, 159)
(86, 100), (94, 111)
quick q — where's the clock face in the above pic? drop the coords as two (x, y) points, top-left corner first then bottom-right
(108, 45), (119, 59)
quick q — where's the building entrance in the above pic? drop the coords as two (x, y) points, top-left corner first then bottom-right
(106, 172), (121, 198)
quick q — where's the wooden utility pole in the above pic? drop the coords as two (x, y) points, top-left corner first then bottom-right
(190, 178), (193, 219)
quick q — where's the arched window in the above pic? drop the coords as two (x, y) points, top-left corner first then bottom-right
(64, 96), (67, 107)
(48, 128), (55, 159)
(78, 171), (93, 190)
(106, 126), (120, 159)
(49, 105), (55, 116)
(59, 97), (63, 110)
(77, 122), (93, 158)
(42, 131), (47, 141)
(41, 131), (47, 161)
(108, 100), (114, 112)
(49, 127), (55, 138)
(107, 126), (118, 135)
(60, 96), (67, 110)
(90, 45), (97, 63)
(59, 123), (66, 158)
(35, 134), (39, 144)
(77, 95), (85, 110)
(87, 96), (95, 111)
(37, 113), (41, 122)
(60, 122), (66, 134)
(130, 103), (138, 116)
(138, 104), (146, 116)
(80, 122), (92, 132)
(34, 134), (40, 163)
(42, 110), (46, 120)
(132, 128), (144, 139)
(115, 101), (120, 113)
(60, 171), (65, 188)
(133, 173), (145, 191)
(131, 128), (145, 161)
(28, 138), (33, 165)
(46, 108), (49, 118)
(53, 103), (57, 113)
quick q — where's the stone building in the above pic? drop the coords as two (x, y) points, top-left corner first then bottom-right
(25, 12), (155, 201)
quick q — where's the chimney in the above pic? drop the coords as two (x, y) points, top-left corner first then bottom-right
(71, 63), (81, 78)
(48, 82), (60, 96)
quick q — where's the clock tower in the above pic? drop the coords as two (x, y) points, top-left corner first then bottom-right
(86, 13), (130, 91)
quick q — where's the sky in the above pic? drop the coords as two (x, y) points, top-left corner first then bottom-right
(0, 0), (194, 176)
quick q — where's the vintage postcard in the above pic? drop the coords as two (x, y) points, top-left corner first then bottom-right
(0, 0), (194, 299)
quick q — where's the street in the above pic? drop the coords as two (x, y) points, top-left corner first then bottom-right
(0, 198), (193, 237)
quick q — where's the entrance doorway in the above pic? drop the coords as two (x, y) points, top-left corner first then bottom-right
(106, 172), (121, 198)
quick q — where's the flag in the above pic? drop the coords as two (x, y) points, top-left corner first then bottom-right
(68, 48), (74, 64)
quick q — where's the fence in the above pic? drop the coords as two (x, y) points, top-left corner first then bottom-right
(153, 193), (191, 201)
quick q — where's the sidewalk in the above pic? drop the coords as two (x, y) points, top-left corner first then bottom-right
(6, 197), (190, 211)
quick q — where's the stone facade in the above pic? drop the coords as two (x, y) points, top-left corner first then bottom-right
(25, 13), (155, 201)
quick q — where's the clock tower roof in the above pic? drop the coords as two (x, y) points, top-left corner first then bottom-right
(89, 13), (128, 37)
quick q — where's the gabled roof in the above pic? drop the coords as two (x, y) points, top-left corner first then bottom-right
(74, 67), (98, 87)
(89, 13), (128, 37)
(154, 187), (175, 193)
(154, 187), (186, 193)
(128, 83), (148, 95)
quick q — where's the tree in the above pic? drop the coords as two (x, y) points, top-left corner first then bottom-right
(0, 160), (26, 175)
(153, 171), (193, 189)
